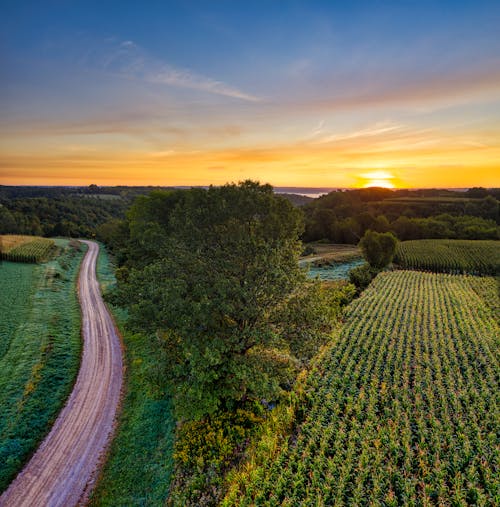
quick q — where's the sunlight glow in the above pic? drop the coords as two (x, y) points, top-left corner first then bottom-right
(363, 179), (395, 189)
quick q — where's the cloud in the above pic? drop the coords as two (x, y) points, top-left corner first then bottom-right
(98, 39), (260, 102)
(313, 122), (403, 144)
(286, 64), (500, 113)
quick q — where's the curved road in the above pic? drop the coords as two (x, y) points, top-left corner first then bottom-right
(0, 241), (123, 507)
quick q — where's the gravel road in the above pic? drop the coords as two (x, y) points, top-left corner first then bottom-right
(0, 240), (123, 507)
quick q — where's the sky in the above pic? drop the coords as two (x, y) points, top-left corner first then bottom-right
(1, 0), (499, 188)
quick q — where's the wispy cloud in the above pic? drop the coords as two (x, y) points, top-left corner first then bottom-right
(96, 39), (260, 102)
(313, 122), (403, 144)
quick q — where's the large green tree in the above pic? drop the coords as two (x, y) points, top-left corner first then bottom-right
(119, 182), (305, 420)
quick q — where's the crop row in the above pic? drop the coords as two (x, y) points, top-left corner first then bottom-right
(224, 271), (499, 506)
(395, 239), (499, 275)
(1, 238), (56, 263)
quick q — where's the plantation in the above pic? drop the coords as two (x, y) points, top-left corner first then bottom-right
(395, 239), (500, 274)
(224, 271), (499, 506)
(0, 234), (56, 263)
(0, 241), (85, 491)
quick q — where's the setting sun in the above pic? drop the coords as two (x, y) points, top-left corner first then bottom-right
(363, 179), (395, 189)
(357, 171), (398, 189)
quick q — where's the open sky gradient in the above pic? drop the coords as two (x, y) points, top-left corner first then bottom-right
(1, 0), (499, 188)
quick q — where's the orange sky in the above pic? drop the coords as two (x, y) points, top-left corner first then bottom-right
(1, 121), (499, 188)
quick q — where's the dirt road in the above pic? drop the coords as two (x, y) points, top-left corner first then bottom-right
(0, 241), (123, 507)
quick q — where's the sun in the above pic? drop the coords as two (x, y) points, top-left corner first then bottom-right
(357, 170), (397, 189)
(363, 179), (395, 189)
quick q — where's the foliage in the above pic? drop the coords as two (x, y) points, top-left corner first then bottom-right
(271, 281), (356, 365)
(0, 241), (84, 491)
(117, 182), (305, 421)
(359, 230), (398, 268)
(348, 263), (379, 291)
(395, 239), (500, 275)
(224, 271), (499, 505)
(0, 235), (56, 263)
(302, 187), (499, 243)
(168, 409), (263, 507)
(89, 245), (175, 506)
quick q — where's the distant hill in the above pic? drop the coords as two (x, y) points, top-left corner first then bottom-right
(277, 193), (314, 206)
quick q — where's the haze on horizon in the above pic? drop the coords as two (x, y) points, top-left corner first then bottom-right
(1, 0), (499, 189)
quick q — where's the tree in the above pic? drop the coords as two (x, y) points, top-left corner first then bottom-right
(359, 230), (398, 268)
(119, 181), (305, 420)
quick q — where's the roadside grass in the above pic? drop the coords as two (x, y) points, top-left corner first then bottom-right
(0, 240), (85, 492)
(89, 245), (175, 506)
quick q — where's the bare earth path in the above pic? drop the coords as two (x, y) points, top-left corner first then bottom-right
(0, 241), (123, 507)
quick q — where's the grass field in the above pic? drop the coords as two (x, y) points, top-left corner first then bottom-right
(0, 234), (56, 263)
(89, 245), (175, 506)
(0, 241), (85, 491)
(395, 239), (500, 275)
(224, 271), (499, 506)
(300, 243), (361, 265)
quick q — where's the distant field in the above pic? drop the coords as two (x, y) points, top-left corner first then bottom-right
(300, 243), (361, 265)
(0, 241), (85, 491)
(300, 243), (363, 281)
(384, 196), (476, 203)
(224, 271), (499, 506)
(395, 239), (500, 275)
(0, 234), (56, 263)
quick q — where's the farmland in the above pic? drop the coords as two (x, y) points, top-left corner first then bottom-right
(395, 239), (500, 275)
(0, 234), (56, 263)
(224, 271), (499, 506)
(0, 241), (85, 491)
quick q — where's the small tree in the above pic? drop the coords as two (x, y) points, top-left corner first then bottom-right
(359, 230), (397, 268)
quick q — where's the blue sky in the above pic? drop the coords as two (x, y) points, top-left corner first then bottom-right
(1, 1), (500, 187)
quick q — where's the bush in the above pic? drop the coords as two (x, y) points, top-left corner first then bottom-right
(349, 264), (379, 291)
(359, 230), (397, 268)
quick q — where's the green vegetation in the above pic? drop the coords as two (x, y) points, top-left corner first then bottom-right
(117, 182), (305, 420)
(224, 271), (499, 506)
(395, 239), (500, 275)
(103, 182), (357, 505)
(303, 187), (499, 243)
(1, 235), (56, 263)
(359, 230), (398, 268)
(0, 241), (85, 491)
(89, 245), (175, 506)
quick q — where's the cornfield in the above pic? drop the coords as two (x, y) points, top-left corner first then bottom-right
(1, 236), (56, 263)
(224, 271), (499, 506)
(395, 239), (499, 275)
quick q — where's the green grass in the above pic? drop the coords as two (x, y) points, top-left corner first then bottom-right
(89, 244), (175, 507)
(395, 239), (500, 275)
(0, 241), (85, 491)
(224, 271), (499, 506)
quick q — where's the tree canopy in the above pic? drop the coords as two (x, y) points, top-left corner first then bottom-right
(359, 230), (398, 269)
(117, 181), (306, 419)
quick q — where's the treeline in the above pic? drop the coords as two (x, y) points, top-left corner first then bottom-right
(303, 187), (499, 243)
(0, 196), (129, 237)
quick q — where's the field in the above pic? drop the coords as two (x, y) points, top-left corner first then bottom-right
(89, 245), (175, 506)
(300, 243), (361, 265)
(0, 241), (85, 491)
(0, 234), (56, 263)
(224, 271), (499, 506)
(395, 239), (500, 275)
